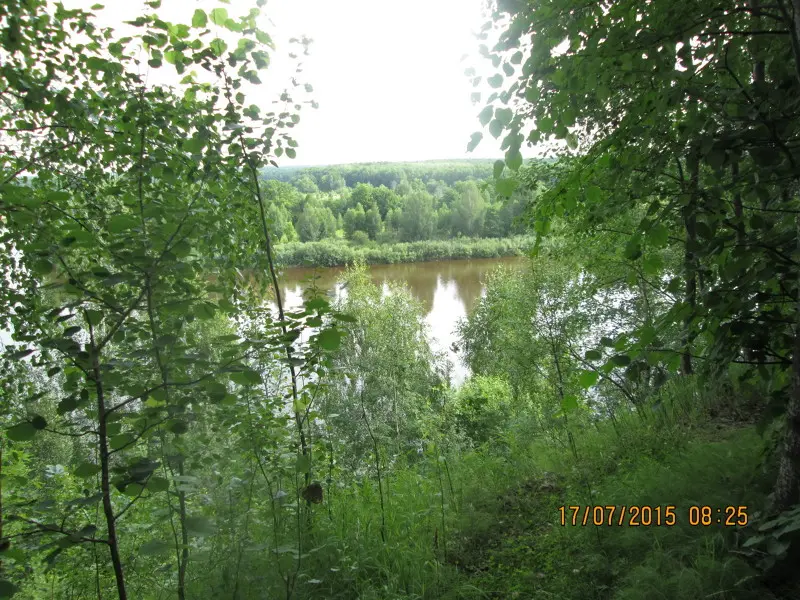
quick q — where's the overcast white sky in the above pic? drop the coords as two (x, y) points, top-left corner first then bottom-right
(70, 0), (502, 166)
(265, 0), (500, 165)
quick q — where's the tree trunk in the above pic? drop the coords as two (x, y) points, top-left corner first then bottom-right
(681, 150), (700, 376)
(91, 341), (127, 600)
(773, 211), (800, 510)
(176, 459), (189, 600)
(771, 0), (800, 514)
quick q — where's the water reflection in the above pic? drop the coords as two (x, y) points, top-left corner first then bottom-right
(277, 256), (527, 385)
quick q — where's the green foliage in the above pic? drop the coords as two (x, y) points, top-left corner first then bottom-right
(3, 0), (798, 598)
(275, 236), (534, 268)
(447, 376), (513, 445)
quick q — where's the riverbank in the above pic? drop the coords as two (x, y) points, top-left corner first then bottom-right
(273, 236), (534, 268)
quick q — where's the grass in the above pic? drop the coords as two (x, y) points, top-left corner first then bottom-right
(190, 376), (793, 600)
(273, 236), (535, 268)
(436, 377), (780, 600)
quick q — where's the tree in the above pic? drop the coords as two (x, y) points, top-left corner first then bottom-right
(451, 181), (487, 237)
(322, 266), (443, 466)
(0, 3), (347, 597)
(399, 191), (436, 242)
(297, 203), (337, 242)
(364, 205), (383, 240)
(479, 0), (800, 509)
(292, 174), (319, 194)
(319, 169), (345, 192)
(344, 203), (367, 239)
(372, 185), (400, 219)
(350, 183), (375, 211)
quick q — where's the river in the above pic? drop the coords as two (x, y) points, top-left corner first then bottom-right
(277, 256), (528, 385)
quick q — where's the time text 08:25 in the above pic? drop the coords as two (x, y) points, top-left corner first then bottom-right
(557, 505), (748, 527)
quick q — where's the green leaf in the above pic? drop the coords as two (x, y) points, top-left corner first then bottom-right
(585, 350), (602, 360)
(108, 215), (138, 233)
(305, 297), (329, 311)
(0, 580), (19, 598)
(210, 38), (227, 57)
(121, 483), (143, 497)
(578, 370), (599, 388)
(566, 132), (578, 150)
(74, 462), (102, 478)
(33, 258), (53, 275)
(140, 539), (171, 555)
(493, 160), (505, 179)
(496, 178), (519, 197)
(256, 30), (273, 47)
(487, 74), (503, 88)
(186, 515), (216, 537)
(505, 149), (523, 171)
(561, 395), (579, 412)
(646, 224), (669, 247)
(31, 415), (47, 430)
(210, 7), (228, 25)
(611, 354), (631, 367)
(332, 312), (356, 323)
(85, 310), (103, 327)
(478, 106), (493, 126)
(110, 433), (135, 450)
(642, 254), (663, 275)
(57, 396), (79, 415)
(495, 107), (513, 126)
(192, 9), (208, 27)
(7, 423), (37, 442)
(489, 119), (503, 139)
(585, 186), (602, 203)
(166, 420), (189, 435)
(624, 238), (642, 260)
(317, 328), (342, 351)
(537, 117), (553, 133)
(467, 132), (483, 152)
(295, 453), (311, 474)
(147, 477), (169, 493)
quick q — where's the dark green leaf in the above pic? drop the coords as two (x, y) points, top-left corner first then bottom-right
(140, 539), (171, 555)
(317, 328), (342, 351)
(74, 462), (102, 478)
(186, 515), (216, 537)
(7, 423), (37, 442)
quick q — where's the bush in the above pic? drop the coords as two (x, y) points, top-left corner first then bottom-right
(351, 230), (370, 246)
(447, 375), (514, 445)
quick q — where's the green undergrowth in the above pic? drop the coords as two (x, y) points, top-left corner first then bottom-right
(297, 376), (792, 600)
(200, 378), (791, 600)
(439, 378), (781, 600)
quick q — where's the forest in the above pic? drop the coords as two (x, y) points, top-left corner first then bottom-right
(254, 161), (534, 267)
(2, 0), (800, 599)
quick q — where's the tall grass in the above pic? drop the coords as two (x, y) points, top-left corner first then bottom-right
(192, 376), (780, 600)
(274, 236), (535, 268)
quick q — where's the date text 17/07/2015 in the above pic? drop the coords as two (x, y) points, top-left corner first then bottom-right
(557, 505), (748, 527)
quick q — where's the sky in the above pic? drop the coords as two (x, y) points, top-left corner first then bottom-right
(66, 0), (502, 166)
(264, 0), (501, 165)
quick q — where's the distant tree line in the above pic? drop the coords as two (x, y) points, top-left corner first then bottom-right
(261, 159), (497, 189)
(259, 161), (540, 246)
